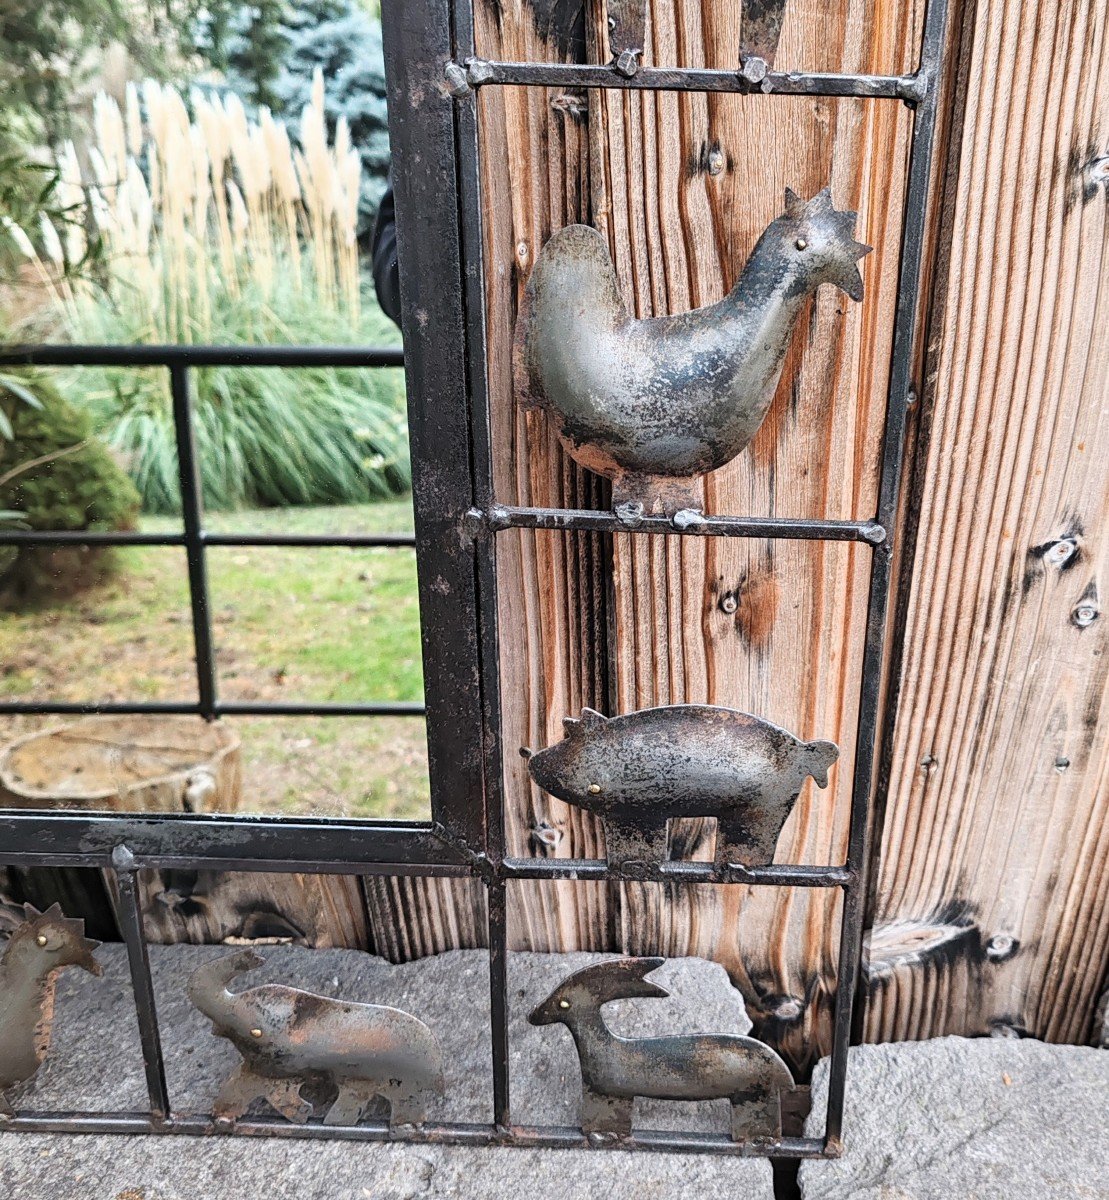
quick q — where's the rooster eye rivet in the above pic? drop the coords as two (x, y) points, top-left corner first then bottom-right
(36, 935), (48, 946)
(559, 1000), (571, 1009)
(795, 237), (808, 250)
(588, 783), (602, 794)
(250, 1028), (263, 1038)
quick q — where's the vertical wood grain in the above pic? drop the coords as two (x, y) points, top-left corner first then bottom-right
(865, 0), (1109, 1046)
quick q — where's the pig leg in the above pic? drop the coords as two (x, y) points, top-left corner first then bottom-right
(729, 1086), (782, 1142)
(0, 1089), (15, 1118)
(602, 817), (668, 872)
(715, 802), (789, 869)
(581, 1087), (633, 1138)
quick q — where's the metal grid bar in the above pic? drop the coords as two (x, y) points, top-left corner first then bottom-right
(0, 345), (404, 368)
(451, 58), (922, 102)
(170, 364), (217, 718)
(0, 1112), (827, 1157)
(0, 529), (415, 548)
(0, 700), (425, 717)
(484, 504), (886, 543)
(112, 849), (170, 1122)
(821, 0), (950, 1152)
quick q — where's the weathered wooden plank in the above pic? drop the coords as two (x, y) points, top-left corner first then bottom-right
(865, 0), (1109, 1047)
(474, 0), (617, 954)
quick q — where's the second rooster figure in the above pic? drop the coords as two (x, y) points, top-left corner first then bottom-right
(516, 187), (871, 512)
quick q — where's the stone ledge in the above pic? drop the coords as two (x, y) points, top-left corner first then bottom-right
(800, 1037), (1109, 1200)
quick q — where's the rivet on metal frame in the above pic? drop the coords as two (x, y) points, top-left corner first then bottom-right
(0, 904), (102, 1117)
(188, 950), (445, 1128)
(529, 957), (795, 1141)
(526, 705), (839, 872)
(515, 189), (871, 513)
(606, 0), (646, 76)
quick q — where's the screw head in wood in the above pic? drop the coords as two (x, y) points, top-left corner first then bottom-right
(36, 935), (48, 946)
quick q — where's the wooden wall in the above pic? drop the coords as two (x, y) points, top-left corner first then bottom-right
(864, 0), (1109, 1047)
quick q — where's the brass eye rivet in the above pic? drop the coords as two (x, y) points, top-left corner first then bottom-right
(588, 783), (602, 794)
(36, 935), (48, 946)
(559, 1000), (571, 1009)
(795, 238), (808, 250)
(250, 1028), (263, 1038)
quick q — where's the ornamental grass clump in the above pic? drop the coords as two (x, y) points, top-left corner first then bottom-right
(8, 71), (408, 514)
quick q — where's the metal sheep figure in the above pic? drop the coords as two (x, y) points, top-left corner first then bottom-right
(515, 187), (871, 513)
(529, 957), (795, 1141)
(188, 949), (444, 1128)
(0, 904), (101, 1117)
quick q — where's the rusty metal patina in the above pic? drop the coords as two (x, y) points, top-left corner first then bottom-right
(526, 705), (839, 873)
(515, 189), (871, 512)
(0, 904), (101, 1116)
(188, 950), (444, 1128)
(529, 957), (795, 1141)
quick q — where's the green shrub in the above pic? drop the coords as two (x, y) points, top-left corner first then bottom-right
(0, 373), (139, 599)
(65, 281), (409, 514)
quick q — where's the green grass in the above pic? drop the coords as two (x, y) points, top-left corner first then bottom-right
(0, 498), (430, 819)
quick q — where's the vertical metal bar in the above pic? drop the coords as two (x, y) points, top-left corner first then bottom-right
(451, 0), (512, 1130)
(487, 881), (511, 1129)
(170, 365), (216, 717)
(823, 0), (951, 1150)
(111, 846), (170, 1123)
(380, 0), (488, 854)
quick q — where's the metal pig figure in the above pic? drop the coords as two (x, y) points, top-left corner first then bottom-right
(188, 950), (444, 1128)
(0, 904), (101, 1117)
(515, 188), (871, 511)
(526, 705), (838, 873)
(529, 957), (795, 1141)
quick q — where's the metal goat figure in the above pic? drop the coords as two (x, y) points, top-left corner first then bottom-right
(188, 950), (444, 1128)
(0, 904), (101, 1116)
(526, 705), (838, 874)
(529, 957), (794, 1141)
(515, 188), (871, 512)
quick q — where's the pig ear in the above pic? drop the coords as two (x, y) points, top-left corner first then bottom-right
(562, 716), (581, 738)
(579, 708), (607, 731)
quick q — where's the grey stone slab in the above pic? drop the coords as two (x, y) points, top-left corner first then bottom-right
(1, 943), (773, 1199)
(800, 1037), (1109, 1200)
(0, 1131), (775, 1200)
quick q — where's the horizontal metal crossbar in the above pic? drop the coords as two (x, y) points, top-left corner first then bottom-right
(484, 504), (886, 544)
(0, 700), (426, 717)
(0, 344), (405, 369)
(0, 1112), (830, 1159)
(452, 58), (924, 103)
(502, 858), (853, 887)
(0, 529), (416, 548)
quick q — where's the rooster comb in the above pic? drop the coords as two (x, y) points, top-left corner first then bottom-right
(783, 187), (872, 260)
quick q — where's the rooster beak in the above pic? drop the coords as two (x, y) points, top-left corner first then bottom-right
(836, 259), (867, 302)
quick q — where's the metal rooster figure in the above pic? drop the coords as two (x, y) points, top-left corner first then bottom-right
(516, 187), (872, 512)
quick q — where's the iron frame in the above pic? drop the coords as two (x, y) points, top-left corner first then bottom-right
(0, 0), (950, 1161)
